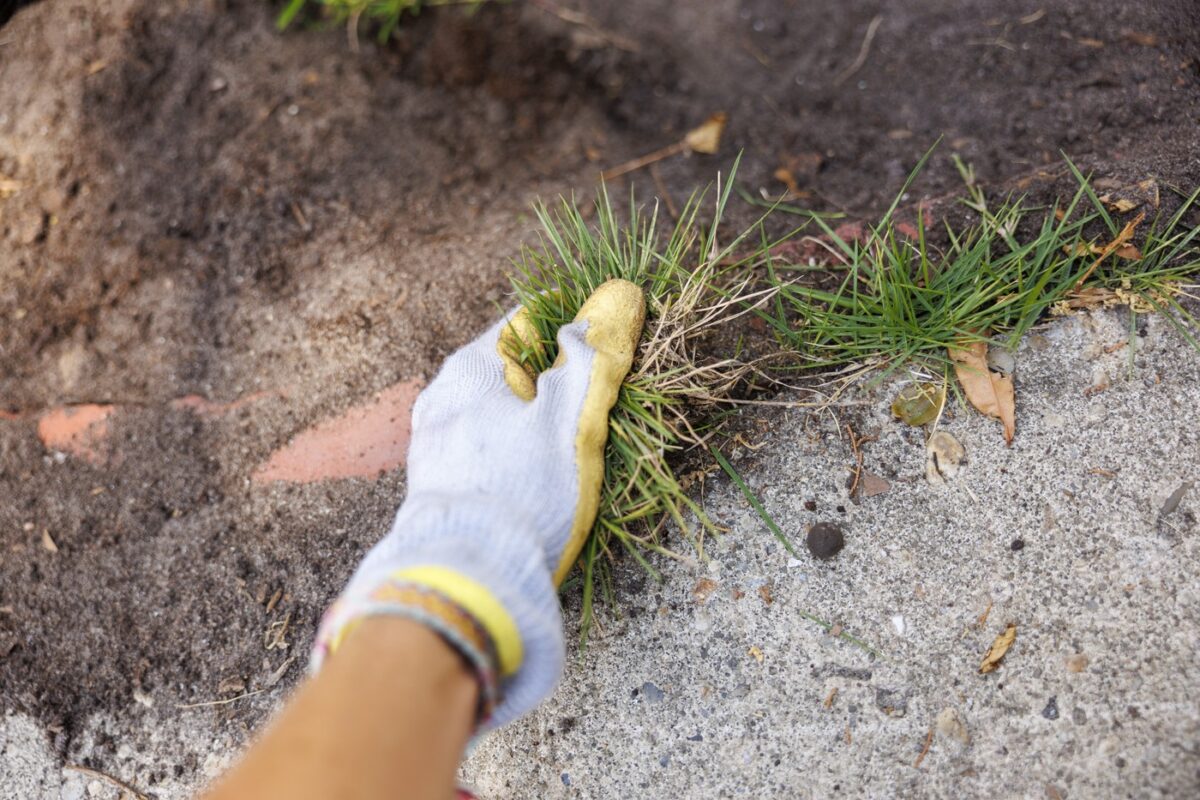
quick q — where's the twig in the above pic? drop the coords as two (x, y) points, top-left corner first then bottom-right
(846, 424), (875, 499)
(530, 0), (640, 52)
(176, 688), (266, 709)
(913, 725), (935, 768)
(833, 15), (882, 86)
(601, 141), (687, 181)
(63, 765), (148, 800)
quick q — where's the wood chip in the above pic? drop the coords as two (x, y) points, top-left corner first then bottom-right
(41, 529), (58, 553)
(860, 471), (891, 497)
(217, 676), (246, 694)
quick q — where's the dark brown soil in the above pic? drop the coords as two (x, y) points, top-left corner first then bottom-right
(2, 0), (1199, 783)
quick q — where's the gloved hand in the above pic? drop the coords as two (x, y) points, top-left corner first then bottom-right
(311, 279), (645, 729)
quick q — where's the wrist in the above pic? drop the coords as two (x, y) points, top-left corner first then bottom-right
(313, 579), (503, 725)
(316, 495), (567, 729)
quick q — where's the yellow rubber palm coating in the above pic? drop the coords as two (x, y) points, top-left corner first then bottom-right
(496, 307), (545, 402)
(551, 279), (646, 585)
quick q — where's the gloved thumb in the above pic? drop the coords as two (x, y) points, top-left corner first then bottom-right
(537, 278), (645, 584)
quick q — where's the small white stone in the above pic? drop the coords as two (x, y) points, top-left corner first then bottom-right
(1042, 411), (1067, 428)
(891, 615), (907, 636)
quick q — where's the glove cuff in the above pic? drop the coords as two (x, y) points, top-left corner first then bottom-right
(313, 493), (565, 730)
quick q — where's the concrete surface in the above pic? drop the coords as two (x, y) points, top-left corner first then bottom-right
(5, 308), (1197, 798)
(461, 307), (1200, 798)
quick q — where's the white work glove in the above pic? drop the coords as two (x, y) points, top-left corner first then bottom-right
(311, 279), (645, 730)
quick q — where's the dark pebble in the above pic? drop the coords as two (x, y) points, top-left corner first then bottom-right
(561, 773), (571, 787)
(687, 731), (703, 742)
(1010, 538), (1025, 551)
(806, 522), (845, 560)
(804, 499), (818, 511)
(1042, 696), (1059, 720)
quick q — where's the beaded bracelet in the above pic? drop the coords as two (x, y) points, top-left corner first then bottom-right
(312, 578), (503, 726)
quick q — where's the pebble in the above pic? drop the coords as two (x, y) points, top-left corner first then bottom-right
(1042, 696), (1060, 720)
(640, 682), (665, 704)
(936, 707), (970, 744)
(805, 522), (845, 560)
(1065, 653), (1089, 673)
(987, 348), (1016, 375)
(1042, 411), (1067, 428)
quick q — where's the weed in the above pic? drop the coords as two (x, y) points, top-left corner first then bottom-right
(507, 160), (798, 642)
(278, 0), (490, 40)
(759, 150), (1200, 383)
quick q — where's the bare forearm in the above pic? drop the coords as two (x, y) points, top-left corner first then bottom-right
(202, 617), (477, 800)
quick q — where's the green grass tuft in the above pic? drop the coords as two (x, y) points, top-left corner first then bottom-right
(277, 0), (490, 39)
(759, 152), (1200, 381)
(507, 160), (801, 642)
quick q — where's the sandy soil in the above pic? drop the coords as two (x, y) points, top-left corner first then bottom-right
(1, 0), (1198, 796)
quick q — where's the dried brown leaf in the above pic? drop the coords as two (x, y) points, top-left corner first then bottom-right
(1074, 212), (1145, 289)
(773, 167), (800, 196)
(949, 339), (1016, 444)
(891, 382), (945, 426)
(684, 112), (728, 155)
(979, 623), (1017, 673)
(1138, 178), (1160, 208)
(1101, 195), (1139, 213)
